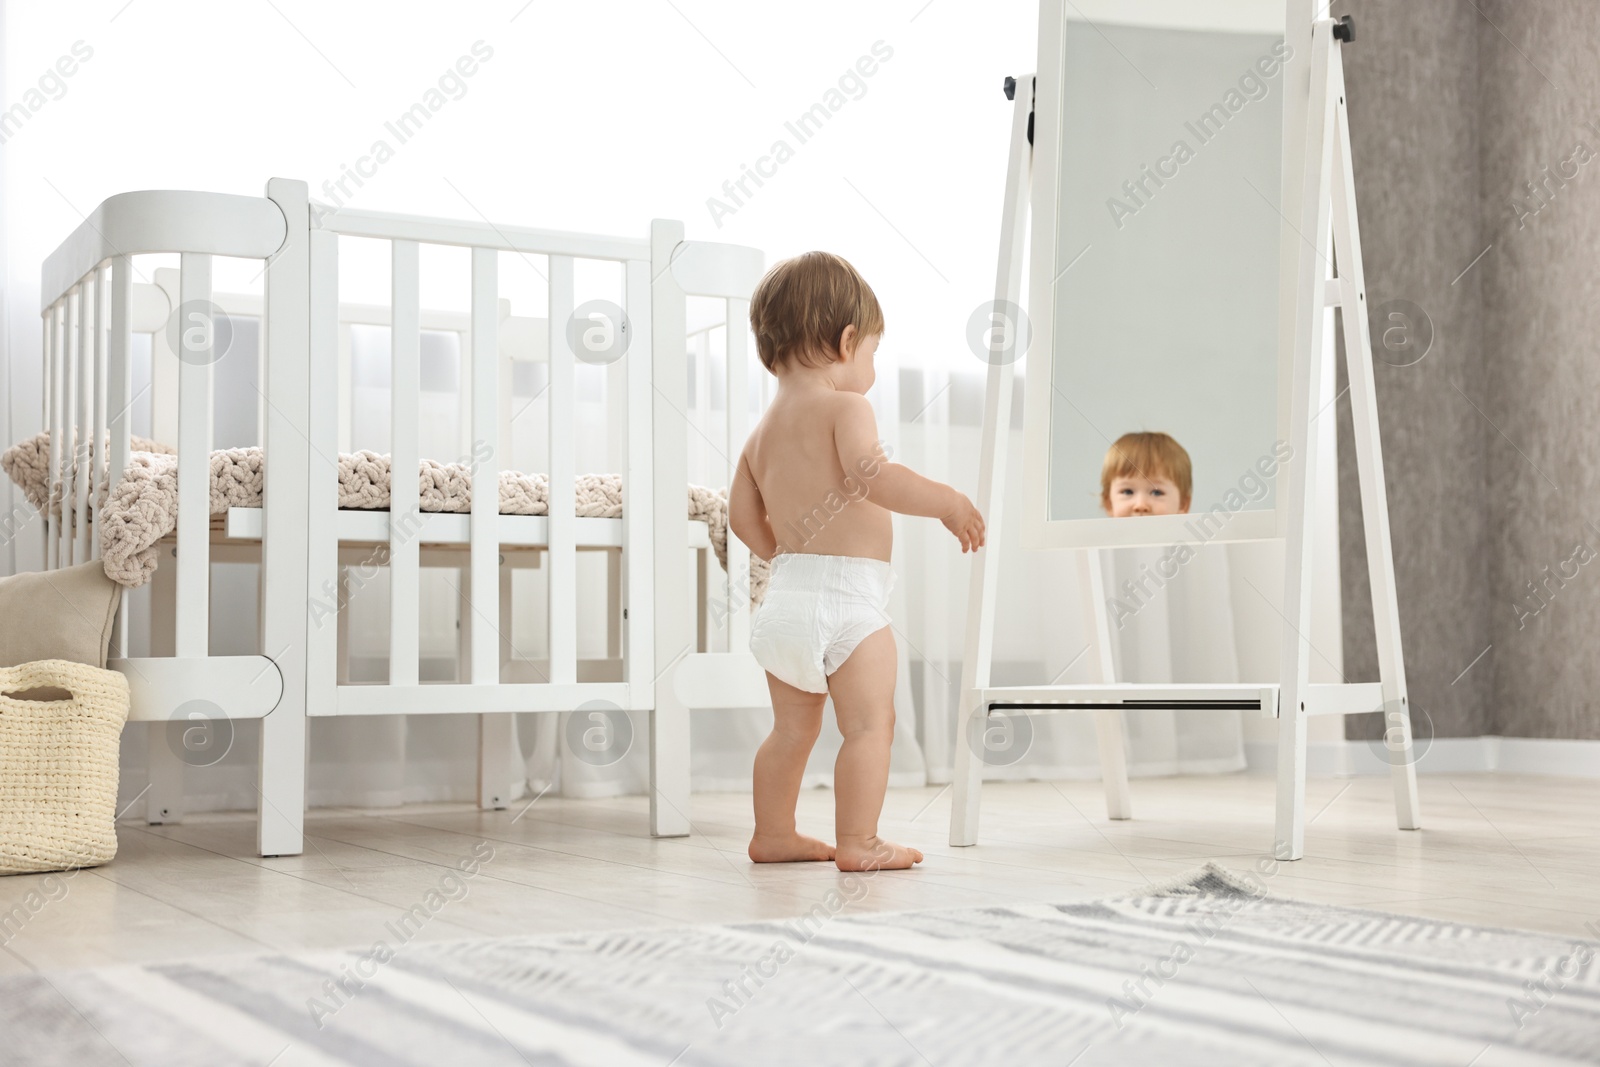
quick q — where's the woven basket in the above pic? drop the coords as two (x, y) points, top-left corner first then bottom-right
(0, 659), (130, 874)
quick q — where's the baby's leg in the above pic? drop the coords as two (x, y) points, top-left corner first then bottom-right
(829, 627), (923, 871)
(750, 673), (834, 862)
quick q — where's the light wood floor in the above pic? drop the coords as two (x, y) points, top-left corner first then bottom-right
(2, 772), (1596, 976)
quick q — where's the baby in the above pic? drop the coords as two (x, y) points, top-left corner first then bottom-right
(1101, 431), (1192, 517)
(729, 252), (985, 872)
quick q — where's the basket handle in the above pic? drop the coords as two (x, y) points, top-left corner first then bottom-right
(0, 659), (89, 702)
(2, 685), (77, 702)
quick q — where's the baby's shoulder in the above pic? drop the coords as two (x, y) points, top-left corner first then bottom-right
(796, 393), (873, 446)
(824, 391), (877, 432)
(798, 389), (873, 422)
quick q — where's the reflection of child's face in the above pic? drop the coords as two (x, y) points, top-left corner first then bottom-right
(1106, 475), (1187, 517)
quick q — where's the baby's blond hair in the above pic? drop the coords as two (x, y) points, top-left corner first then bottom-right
(1100, 432), (1192, 511)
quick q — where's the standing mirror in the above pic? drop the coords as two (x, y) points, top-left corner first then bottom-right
(955, 0), (1419, 859)
(1023, 0), (1297, 549)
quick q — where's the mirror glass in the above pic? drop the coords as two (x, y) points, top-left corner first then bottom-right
(1048, 2), (1287, 524)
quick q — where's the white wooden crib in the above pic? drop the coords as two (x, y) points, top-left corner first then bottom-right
(37, 178), (770, 856)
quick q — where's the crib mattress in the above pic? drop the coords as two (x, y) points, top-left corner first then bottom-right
(2, 434), (744, 590)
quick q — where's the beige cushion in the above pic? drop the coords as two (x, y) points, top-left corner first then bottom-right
(0, 562), (122, 669)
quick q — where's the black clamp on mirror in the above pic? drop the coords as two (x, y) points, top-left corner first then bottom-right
(1003, 76), (1035, 146)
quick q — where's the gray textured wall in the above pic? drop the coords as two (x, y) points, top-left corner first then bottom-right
(1337, 0), (1600, 741)
(1479, 1), (1600, 739)
(1336, 0), (1492, 741)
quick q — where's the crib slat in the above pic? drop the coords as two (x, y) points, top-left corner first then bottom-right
(108, 257), (133, 657)
(43, 306), (60, 570)
(64, 294), (83, 567)
(336, 323), (353, 453)
(547, 256), (576, 686)
(497, 335), (514, 478)
(389, 239), (421, 686)
(459, 323), (475, 478)
(469, 247), (501, 684)
(689, 329), (712, 649)
(606, 346), (627, 473)
(74, 273), (95, 563)
(605, 337), (627, 661)
(91, 266), (110, 561)
(174, 254), (213, 657)
(648, 219), (690, 837)
(724, 297), (751, 651)
(694, 330), (711, 484)
(624, 258), (655, 693)
(60, 291), (81, 567)
(149, 270), (181, 450)
(307, 230), (341, 711)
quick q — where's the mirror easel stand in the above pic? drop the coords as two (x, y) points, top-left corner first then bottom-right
(951, 15), (1420, 861)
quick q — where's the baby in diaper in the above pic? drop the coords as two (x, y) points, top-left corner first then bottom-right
(729, 251), (985, 872)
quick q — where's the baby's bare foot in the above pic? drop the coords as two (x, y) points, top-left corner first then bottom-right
(749, 832), (837, 863)
(836, 836), (923, 872)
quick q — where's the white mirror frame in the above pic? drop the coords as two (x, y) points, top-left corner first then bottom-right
(1021, 0), (1312, 550)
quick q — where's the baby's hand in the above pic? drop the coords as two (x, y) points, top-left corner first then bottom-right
(941, 493), (986, 553)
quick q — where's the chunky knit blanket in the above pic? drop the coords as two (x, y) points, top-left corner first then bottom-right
(2, 432), (769, 600)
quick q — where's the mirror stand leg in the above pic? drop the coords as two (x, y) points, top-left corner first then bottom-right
(949, 699), (984, 846)
(1274, 706), (1307, 860)
(1081, 550), (1131, 820)
(1094, 710), (1132, 820)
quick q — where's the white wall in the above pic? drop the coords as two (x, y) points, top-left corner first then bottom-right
(4, 1), (1042, 576)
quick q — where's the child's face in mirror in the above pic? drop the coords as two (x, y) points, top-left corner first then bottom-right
(1106, 475), (1187, 517)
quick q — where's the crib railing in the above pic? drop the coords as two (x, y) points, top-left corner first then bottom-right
(303, 206), (658, 718)
(37, 179), (767, 854)
(40, 191), (286, 616)
(40, 191), (294, 703)
(41, 185), (300, 847)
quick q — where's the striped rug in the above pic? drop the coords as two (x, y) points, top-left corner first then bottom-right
(4, 863), (1597, 1066)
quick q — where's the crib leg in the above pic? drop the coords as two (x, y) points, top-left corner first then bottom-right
(476, 565), (515, 811)
(146, 552), (185, 824)
(258, 685), (307, 856)
(478, 716), (514, 810)
(145, 733), (186, 824)
(650, 680), (691, 838)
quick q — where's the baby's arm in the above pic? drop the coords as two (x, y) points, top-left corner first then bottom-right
(833, 394), (986, 552)
(729, 450), (779, 561)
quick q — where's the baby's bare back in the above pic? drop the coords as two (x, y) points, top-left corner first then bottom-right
(744, 389), (892, 561)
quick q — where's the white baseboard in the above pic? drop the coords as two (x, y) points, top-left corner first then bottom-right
(1244, 736), (1600, 777)
(114, 775), (480, 820)
(1490, 737), (1600, 776)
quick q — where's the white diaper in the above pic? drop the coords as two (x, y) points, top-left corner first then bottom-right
(748, 553), (895, 694)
